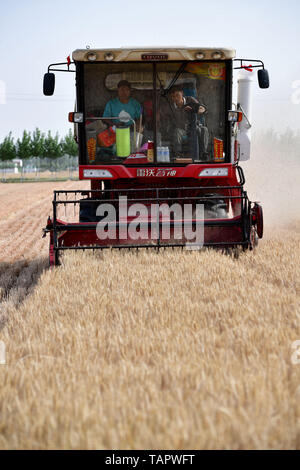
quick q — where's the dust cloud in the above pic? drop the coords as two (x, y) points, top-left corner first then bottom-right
(240, 132), (300, 238)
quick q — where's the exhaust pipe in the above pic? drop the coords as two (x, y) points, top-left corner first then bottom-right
(237, 68), (254, 161)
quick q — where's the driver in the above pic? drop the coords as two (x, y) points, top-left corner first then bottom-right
(103, 80), (142, 129)
(166, 85), (208, 158)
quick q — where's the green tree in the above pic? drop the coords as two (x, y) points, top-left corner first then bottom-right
(16, 130), (32, 159)
(31, 127), (45, 157)
(61, 129), (78, 156)
(0, 132), (17, 160)
(42, 131), (62, 159)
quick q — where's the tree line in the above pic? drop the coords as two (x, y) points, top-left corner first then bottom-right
(0, 128), (78, 160)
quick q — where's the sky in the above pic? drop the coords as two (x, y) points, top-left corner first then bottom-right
(0, 0), (300, 141)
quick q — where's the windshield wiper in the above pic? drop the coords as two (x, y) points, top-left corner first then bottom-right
(156, 62), (189, 125)
(160, 61), (188, 96)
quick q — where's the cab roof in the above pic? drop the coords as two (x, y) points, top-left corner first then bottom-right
(72, 47), (236, 62)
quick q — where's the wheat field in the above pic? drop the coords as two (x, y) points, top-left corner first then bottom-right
(0, 153), (299, 449)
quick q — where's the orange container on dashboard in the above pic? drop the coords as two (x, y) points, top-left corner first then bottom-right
(98, 127), (116, 147)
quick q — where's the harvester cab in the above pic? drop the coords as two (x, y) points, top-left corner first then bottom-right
(43, 47), (269, 266)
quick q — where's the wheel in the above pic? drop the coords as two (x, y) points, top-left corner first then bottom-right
(254, 203), (263, 239)
(249, 226), (259, 250)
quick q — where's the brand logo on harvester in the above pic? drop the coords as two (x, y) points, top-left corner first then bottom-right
(0, 341), (5, 364)
(95, 196), (204, 250)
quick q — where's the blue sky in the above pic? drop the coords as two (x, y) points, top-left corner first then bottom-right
(1, 0), (300, 140)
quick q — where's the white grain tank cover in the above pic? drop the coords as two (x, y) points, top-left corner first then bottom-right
(237, 68), (254, 161)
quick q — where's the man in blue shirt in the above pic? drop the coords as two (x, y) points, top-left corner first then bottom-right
(103, 80), (142, 128)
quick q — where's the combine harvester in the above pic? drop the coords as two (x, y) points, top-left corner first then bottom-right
(43, 47), (269, 266)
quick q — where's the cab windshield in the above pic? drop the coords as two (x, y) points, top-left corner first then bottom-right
(83, 61), (228, 164)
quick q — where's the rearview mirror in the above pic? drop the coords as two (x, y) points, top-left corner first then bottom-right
(43, 73), (55, 96)
(258, 69), (269, 89)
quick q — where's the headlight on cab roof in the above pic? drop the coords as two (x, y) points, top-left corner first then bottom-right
(83, 169), (113, 178)
(86, 52), (97, 61)
(199, 168), (228, 177)
(211, 51), (223, 60)
(105, 52), (114, 61)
